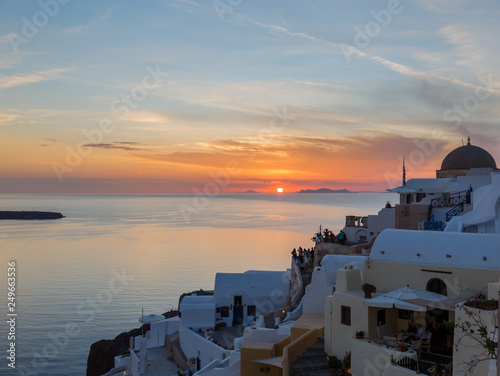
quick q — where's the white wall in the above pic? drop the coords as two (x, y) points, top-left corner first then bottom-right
(194, 356), (240, 376)
(130, 350), (140, 376)
(304, 256), (366, 314)
(327, 290), (368, 358)
(453, 304), (496, 376)
(134, 317), (180, 350)
(243, 326), (290, 343)
(368, 208), (395, 237)
(179, 326), (231, 369)
(351, 338), (418, 376)
(181, 302), (216, 330)
(114, 354), (130, 370)
(344, 208), (396, 244)
(213, 270), (290, 327)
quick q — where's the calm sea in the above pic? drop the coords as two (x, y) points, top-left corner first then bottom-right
(0, 193), (396, 376)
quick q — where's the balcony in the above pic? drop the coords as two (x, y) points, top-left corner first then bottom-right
(345, 216), (368, 228)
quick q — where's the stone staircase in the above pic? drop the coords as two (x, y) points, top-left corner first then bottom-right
(290, 336), (331, 376)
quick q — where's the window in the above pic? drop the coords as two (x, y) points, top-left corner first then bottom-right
(247, 305), (256, 317)
(220, 306), (229, 318)
(416, 193), (426, 202)
(234, 296), (242, 306)
(359, 235), (367, 243)
(377, 309), (386, 326)
(427, 278), (447, 296)
(398, 309), (410, 320)
(341, 306), (351, 326)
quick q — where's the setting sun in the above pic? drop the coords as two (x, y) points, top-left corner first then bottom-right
(277, 187), (284, 193)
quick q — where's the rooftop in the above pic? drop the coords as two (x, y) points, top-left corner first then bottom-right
(440, 139), (497, 171)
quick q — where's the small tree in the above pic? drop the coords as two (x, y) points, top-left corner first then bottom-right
(454, 304), (498, 374)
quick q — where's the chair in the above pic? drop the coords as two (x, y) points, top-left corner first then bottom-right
(383, 336), (397, 347)
(397, 331), (405, 341)
(411, 339), (421, 357)
(377, 323), (394, 338)
(421, 331), (431, 352)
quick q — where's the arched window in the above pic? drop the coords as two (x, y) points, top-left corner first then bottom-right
(427, 278), (447, 296)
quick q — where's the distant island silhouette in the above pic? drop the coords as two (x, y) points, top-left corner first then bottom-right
(242, 189), (260, 193)
(298, 188), (352, 193)
(0, 211), (64, 220)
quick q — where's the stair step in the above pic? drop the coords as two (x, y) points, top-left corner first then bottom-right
(291, 358), (329, 368)
(291, 369), (332, 376)
(305, 343), (325, 351)
(297, 352), (328, 361)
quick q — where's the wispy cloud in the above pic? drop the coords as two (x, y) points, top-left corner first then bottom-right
(0, 55), (23, 69)
(0, 113), (20, 127)
(83, 142), (142, 151)
(240, 16), (487, 92)
(124, 111), (170, 123)
(82, 141), (162, 152)
(0, 68), (67, 90)
(62, 5), (119, 35)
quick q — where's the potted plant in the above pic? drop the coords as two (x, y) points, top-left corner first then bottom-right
(355, 331), (365, 339)
(362, 283), (376, 298)
(328, 355), (343, 375)
(442, 320), (455, 349)
(464, 298), (498, 310)
(484, 299), (498, 310)
(396, 342), (408, 352)
(342, 351), (351, 374)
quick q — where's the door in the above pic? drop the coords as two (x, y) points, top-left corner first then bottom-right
(233, 295), (243, 325)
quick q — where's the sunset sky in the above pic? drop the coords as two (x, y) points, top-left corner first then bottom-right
(1, 0), (499, 193)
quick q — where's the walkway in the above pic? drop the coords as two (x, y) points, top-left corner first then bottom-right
(143, 347), (181, 376)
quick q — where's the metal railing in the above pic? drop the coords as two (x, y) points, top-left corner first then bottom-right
(423, 221), (445, 231)
(428, 190), (471, 222)
(446, 203), (465, 222)
(430, 190), (471, 208)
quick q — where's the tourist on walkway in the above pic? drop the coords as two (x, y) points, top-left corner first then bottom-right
(314, 233), (321, 243)
(338, 230), (346, 245)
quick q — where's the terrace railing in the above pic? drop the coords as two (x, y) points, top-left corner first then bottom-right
(430, 190), (471, 209)
(446, 203), (465, 222)
(423, 221), (445, 231)
(428, 190), (471, 222)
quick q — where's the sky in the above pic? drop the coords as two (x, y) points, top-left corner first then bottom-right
(0, 0), (499, 193)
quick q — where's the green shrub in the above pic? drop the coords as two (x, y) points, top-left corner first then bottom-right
(328, 355), (343, 369)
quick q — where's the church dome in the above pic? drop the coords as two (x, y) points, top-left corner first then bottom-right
(440, 138), (497, 171)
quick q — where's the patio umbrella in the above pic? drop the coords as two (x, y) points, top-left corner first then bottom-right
(364, 295), (427, 311)
(139, 313), (165, 324)
(384, 287), (448, 303)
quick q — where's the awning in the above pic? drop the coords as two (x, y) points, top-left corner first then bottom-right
(249, 356), (283, 368)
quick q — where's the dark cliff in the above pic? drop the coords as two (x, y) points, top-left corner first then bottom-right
(86, 310), (178, 376)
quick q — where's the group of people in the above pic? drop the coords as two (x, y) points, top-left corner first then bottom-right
(407, 321), (429, 340)
(291, 247), (314, 270)
(312, 228), (347, 245)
